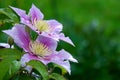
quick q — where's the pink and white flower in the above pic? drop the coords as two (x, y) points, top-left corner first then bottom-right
(3, 24), (77, 74)
(10, 4), (74, 46)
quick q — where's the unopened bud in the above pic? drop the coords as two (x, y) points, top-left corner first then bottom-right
(7, 36), (14, 48)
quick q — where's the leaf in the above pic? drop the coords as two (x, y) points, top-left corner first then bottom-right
(0, 8), (19, 23)
(27, 60), (49, 80)
(30, 30), (38, 41)
(0, 48), (22, 59)
(3, 60), (21, 80)
(0, 48), (22, 80)
(11, 73), (35, 80)
(53, 63), (67, 75)
(49, 73), (66, 80)
(10, 60), (21, 75)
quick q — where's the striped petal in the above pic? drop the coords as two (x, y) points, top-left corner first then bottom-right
(28, 4), (44, 23)
(3, 24), (30, 51)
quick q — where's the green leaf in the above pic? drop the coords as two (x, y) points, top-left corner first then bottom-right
(11, 73), (35, 80)
(27, 60), (49, 80)
(0, 48), (22, 80)
(3, 60), (21, 80)
(10, 60), (21, 75)
(0, 8), (19, 23)
(53, 63), (67, 75)
(49, 73), (66, 80)
(0, 48), (22, 59)
(30, 30), (38, 41)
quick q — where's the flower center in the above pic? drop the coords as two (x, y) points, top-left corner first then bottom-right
(34, 20), (49, 32)
(29, 41), (51, 57)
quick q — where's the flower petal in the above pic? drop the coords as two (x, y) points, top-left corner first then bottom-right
(42, 20), (74, 46)
(46, 49), (77, 74)
(10, 6), (37, 31)
(21, 53), (51, 67)
(3, 24), (30, 51)
(41, 32), (75, 46)
(49, 55), (71, 74)
(41, 32), (60, 41)
(21, 53), (39, 67)
(36, 35), (57, 50)
(0, 43), (14, 48)
(10, 6), (30, 21)
(59, 33), (75, 46)
(58, 49), (78, 63)
(28, 4), (44, 22)
(47, 20), (63, 33)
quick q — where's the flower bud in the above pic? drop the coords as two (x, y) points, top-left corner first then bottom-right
(7, 36), (14, 48)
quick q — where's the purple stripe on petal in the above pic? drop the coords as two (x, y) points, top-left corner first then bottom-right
(21, 53), (40, 67)
(20, 18), (37, 32)
(36, 35), (57, 50)
(3, 24), (30, 52)
(41, 32), (60, 41)
(21, 53), (51, 66)
(47, 20), (63, 33)
(28, 4), (44, 23)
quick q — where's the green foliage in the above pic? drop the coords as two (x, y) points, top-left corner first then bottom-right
(27, 60), (49, 80)
(0, 8), (19, 24)
(0, 49), (22, 80)
(3, 60), (21, 80)
(11, 73), (36, 80)
(49, 73), (66, 80)
(52, 63), (67, 75)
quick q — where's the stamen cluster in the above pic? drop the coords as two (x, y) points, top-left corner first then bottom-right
(29, 41), (51, 57)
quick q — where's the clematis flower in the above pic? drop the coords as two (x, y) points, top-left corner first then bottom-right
(3, 24), (77, 74)
(10, 4), (74, 46)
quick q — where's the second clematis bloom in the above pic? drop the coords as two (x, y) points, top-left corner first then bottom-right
(3, 24), (77, 74)
(10, 4), (74, 46)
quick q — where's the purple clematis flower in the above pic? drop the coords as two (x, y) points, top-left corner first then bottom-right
(3, 24), (77, 74)
(10, 4), (74, 46)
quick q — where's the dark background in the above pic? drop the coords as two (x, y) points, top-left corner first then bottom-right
(0, 0), (120, 80)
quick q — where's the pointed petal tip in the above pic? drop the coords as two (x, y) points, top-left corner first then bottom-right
(9, 6), (19, 12)
(2, 30), (7, 33)
(31, 3), (36, 7)
(2, 29), (10, 35)
(69, 55), (78, 63)
(9, 5), (13, 9)
(9, 6), (14, 9)
(72, 58), (78, 63)
(66, 38), (75, 47)
(9, 6), (19, 14)
(59, 33), (75, 46)
(29, 3), (44, 21)
(70, 41), (75, 47)
(59, 49), (78, 63)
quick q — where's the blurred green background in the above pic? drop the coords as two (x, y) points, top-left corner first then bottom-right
(0, 0), (120, 80)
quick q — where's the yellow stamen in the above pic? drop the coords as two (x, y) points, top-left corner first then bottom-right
(29, 41), (51, 57)
(34, 20), (49, 32)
